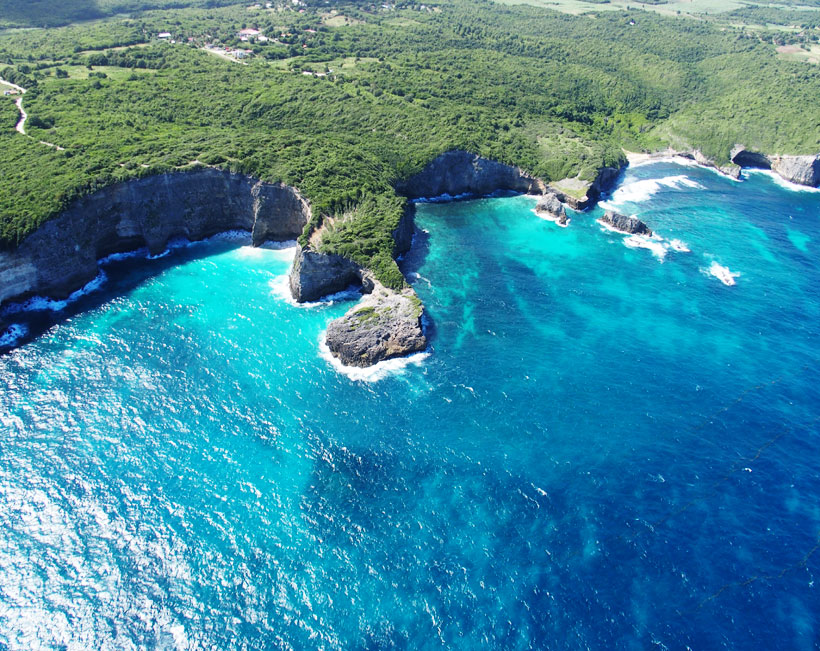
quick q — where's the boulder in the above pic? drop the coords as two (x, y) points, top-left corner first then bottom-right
(326, 282), (427, 367)
(535, 193), (568, 225)
(600, 210), (653, 236)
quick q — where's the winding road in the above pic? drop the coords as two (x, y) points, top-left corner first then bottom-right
(14, 95), (27, 134)
(1, 78), (28, 135)
(2, 78), (63, 148)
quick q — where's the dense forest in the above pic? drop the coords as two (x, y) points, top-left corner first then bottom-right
(1, 0), (819, 287)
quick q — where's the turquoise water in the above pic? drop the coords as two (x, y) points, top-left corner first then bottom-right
(1, 162), (819, 649)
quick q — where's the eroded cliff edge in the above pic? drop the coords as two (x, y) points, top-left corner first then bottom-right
(629, 146), (820, 187)
(0, 167), (310, 309)
(0, 151), (617, 367)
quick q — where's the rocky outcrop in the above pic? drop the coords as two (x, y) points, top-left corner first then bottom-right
(0, 168), (310, 309)
(326, 281), (427, 367)
(600, 210), (653, 236)
(769, 155), (820, 187)
(690, 150), (741, 180)
(547, 163), (626, 210)
(395, 150), (547, 199)
(730, 147), (819, 186)
(534, 193), (568, 225)
(288, 247), (361, 303)
(395, 149), (625, 211)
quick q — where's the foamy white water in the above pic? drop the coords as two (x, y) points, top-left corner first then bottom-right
(705, 261), (740, 286)
(745, 169), (820, 194)
(604, 175), (706, 207)
(318, 333), (429, 382)
(622, 235), (668, 260)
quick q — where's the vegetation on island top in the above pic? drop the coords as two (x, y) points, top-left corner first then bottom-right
(1, 0), (819, 288)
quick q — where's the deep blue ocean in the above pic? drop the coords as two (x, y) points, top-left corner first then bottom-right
(1, 161), (819, 649)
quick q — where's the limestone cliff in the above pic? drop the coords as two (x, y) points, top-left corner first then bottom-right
(288, 247), (362, 303)
(769, 155), (820, 187)
(1, 150), (621, 368)
(395, 150), (547, 199)
(0, 168), (310, 309)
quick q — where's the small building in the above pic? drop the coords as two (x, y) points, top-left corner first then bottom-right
(158, 32), (172, 39)
(238, 28), (261, 37)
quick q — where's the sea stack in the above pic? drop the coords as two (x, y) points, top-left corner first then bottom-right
(325, 281), (427, 367)
(535, 193), (569, 226)
(600, 210), (653, 236)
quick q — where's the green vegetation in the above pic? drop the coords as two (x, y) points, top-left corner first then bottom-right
(1, 0), (820, 288)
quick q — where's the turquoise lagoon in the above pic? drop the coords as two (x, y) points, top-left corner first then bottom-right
(0, 161), (819, 648)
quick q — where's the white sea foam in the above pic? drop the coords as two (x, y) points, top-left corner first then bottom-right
(2, 232), (293, 322)
(0, 323), (28, 347)
(318, 333), (429, 382)
(622, 235), (668, 260)
(605, 175), (706, 207)
(745, 169), (820, 194)
(598, 218), (690, 261)
(668, 239), (690, 253)
(98, 248), (149, 265)
(705, 261), (740, 286)
(628, 155), (743, 182)
(269, 275), (361, 307)
(406, 271), (432, 289)
(1, 271), (108, 316)
(531, 208), (570, 227)
(413, 191), (474, 203)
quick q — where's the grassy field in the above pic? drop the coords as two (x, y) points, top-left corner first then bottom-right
(498, 0), (820, 22)
(495, 0), (747, 17)
(60, 64), (158, 79)
(777, 43), (820, 64)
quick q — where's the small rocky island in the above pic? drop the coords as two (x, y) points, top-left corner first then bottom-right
(535, 193), (569, 226)
(326, 280), (427, 367)
(599, 210), (653, 236)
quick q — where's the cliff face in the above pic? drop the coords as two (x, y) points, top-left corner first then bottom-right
(1, 150), (609, 367)
(395, 150), (547, 199)
(288, 248), (362, 303)
(0, 168), (310, 308)
(731, 147), (820, 187)
(769, 155), (820, 187)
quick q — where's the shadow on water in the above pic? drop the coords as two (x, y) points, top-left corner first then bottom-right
(398, 218), (439, 344)
(0, 238), (249, 355)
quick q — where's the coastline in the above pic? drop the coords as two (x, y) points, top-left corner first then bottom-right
(1, 145), (817, 365)
(623, 149), (742, 182)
